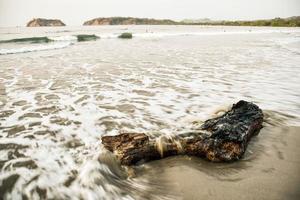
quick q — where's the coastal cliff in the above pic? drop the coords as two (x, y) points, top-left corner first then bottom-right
(26, 18), (66, 27)
(83, 17), (178, 25)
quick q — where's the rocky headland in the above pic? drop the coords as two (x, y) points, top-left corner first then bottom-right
(83, 17), (179, 25)
(84, 16), (300, 27)
(26, 18), (66, 27)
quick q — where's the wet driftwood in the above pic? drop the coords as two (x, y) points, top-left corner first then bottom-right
(101, 100), (264, 165)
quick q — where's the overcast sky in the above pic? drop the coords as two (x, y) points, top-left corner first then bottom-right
(0, 0), (299, 27)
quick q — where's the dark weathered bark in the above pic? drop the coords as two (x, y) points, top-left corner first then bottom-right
(101, 100), (264, 165)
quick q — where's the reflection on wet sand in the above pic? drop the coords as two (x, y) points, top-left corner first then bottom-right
(137, 126), (300, 200)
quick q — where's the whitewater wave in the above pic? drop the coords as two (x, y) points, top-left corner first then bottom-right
(48, 35), (78, 42)
(2, 29), (299, 43)
(0, 35), (99, 44)
(1, 29), (300, 55)
(0, 34), (102, 55)
(0, 42), (73, 55)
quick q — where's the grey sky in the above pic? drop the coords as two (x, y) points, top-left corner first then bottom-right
(0, 0), (299, 27)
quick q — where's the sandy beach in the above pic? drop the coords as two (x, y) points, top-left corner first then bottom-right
(137, 126), (300, 200)
(1, 25), (300, 199)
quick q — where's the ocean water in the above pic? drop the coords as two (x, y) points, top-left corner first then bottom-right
(0, 25), (300, 199)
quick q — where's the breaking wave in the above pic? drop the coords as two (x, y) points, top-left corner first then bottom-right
(0, 35), (100, 55)
(0, 35), (100, 44)
(0, 42), (73, 55)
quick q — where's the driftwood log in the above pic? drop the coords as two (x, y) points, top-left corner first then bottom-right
(102, 100), (264, 165)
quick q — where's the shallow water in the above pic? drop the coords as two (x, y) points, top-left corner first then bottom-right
(0, 25), (300, 199)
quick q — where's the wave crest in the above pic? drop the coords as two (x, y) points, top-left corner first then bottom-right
(0, 42), (73, 55)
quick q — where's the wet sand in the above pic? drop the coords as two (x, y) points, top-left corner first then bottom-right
(1, 26), (300, 199)
(137, 126), (300, 200)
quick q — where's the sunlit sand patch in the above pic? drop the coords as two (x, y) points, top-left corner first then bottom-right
(12, 100), (27, 106)
(6, 125), (26, 136)
(74, 95), (90, 104)
(115, 104), (136, 114)
(132, 89), (155, 97)
(49, 80), (70, 90)
(33, 129), (57, 136)
(0, 110), (15, 118)
(18, 112), (42, 120)
(44, 94), (60, 100)
(50, 116), (81, 126)
(28, 121), (42, 127)
(34, 106), (61, 114)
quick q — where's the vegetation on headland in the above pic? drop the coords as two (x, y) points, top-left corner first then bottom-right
(83, 17), (179, 25)
(83, 16), (300, 27)
(118, 33), (133, 39)
(181, 16), (300, 27)
(76, 34), (100, 42)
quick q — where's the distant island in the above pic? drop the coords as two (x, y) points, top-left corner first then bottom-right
(83, 17), (179, 25)
(26, 18), (66, 27)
